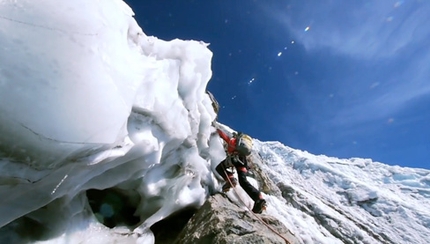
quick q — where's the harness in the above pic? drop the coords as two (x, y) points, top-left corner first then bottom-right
(224, 154), (246, 171)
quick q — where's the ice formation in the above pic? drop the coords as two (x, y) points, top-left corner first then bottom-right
(0, 0), (225, 243)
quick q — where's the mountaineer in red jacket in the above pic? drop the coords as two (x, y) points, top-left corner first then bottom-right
(214, 126), (267, 213)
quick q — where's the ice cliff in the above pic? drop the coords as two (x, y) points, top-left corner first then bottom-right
(0, 0), (222, 243)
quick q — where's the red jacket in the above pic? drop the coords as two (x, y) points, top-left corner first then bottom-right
(217, 129), (237, 154)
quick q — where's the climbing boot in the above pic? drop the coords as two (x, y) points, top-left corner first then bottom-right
(222, 177), (237, 192)
(252, 199), (267, 213)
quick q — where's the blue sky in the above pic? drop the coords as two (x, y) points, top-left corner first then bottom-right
(125, 0), (430, 169)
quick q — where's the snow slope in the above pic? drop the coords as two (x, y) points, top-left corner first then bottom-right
(256, 141), (430, 243)
(0, 1), (429, 243)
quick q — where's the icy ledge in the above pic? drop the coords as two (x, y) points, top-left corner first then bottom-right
(0, 1), (225, 243)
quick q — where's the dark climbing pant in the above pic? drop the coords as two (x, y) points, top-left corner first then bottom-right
(216, 157), (262, 202)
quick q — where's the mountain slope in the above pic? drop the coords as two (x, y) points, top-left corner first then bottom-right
(254, 140), (430, 243)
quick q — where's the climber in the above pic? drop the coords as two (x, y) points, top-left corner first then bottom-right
(213, 123), (267, 214)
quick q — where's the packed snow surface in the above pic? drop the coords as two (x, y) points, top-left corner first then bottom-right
(0, 1), (429, 243)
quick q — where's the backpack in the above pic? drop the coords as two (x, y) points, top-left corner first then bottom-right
(233, 132), (253, 156)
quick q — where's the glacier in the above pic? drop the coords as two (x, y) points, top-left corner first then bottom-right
(0, 0), (429, 243)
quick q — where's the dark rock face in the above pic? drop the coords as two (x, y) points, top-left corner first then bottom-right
(151, 207), (197, 244)
(174, 194), (295, 244)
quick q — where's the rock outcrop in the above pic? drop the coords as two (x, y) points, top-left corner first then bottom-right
(150, 151), (301, 244)
(173, 194), (299, 244)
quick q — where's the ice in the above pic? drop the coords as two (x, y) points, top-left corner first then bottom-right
(0, 0), (148, 167)
(0, 0), (220, 242)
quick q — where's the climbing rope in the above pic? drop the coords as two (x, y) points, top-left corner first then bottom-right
(221, 163), (292, 244)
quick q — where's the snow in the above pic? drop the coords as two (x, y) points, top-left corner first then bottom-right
(1, 1), (429, 244)
(255, 141), (430, 243)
